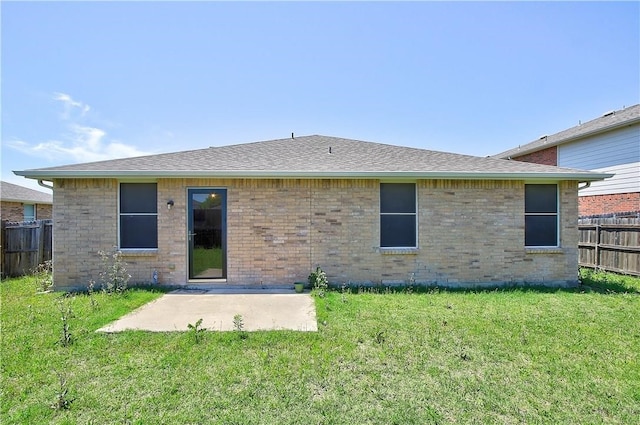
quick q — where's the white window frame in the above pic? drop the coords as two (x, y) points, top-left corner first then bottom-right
(379, 182), (418, 249)
(524, 183), (559, 248)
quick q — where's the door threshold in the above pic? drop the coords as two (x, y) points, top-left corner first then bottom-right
(177, 283), (297, 294)
(187, 279), (227, 284)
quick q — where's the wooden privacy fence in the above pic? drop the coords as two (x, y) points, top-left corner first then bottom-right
(1, 220), (53, 278)
(578, 216), (640, 276)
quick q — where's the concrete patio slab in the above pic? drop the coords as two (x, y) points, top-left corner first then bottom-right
(97, 290), (317, 333)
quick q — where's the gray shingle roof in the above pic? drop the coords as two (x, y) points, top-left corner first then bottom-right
(493, 104), (640, 159)
(1, 181), (53, 204)
(15, 134), (610, 181)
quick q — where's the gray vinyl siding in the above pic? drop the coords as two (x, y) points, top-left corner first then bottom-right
(558, 124), (640, 196)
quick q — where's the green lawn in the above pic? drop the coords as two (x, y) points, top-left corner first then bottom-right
(192, 247), (223, 276)
(1, 270), (639, 424)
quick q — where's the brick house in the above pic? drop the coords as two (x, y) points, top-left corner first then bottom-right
(494, 105), (640, 217)
(0, 180), (53, 222)
(15, 135), (610, 291)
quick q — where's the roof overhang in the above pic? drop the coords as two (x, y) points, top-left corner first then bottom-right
(14, 169), (614, 182)
(499, 117), (640, 159)
(1, 197), (53, 204)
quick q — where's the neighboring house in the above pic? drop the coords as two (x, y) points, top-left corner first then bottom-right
(493, 104), (640, 217)
(0, 181), (53, 222)
(15, 135), (610, 291)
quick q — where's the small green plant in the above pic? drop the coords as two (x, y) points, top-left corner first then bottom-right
(233, 314), (247, 340)
(87, 279), (98, 310)
(187, 318), (205, 344)
(51, 372), (73, 410)
(459, 349), (471, 362)
(98, 249), (131, 294)
(33, 260), (53, 293)
(405, 272), (415, 294)
(56, 296), (73, 347)
(308, 266), (328, 297)
(340, 282), (349, 303)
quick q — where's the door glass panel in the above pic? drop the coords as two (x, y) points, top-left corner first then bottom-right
(189, 189), (226, 279)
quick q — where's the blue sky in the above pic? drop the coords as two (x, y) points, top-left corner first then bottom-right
(2, 1), (639, 192)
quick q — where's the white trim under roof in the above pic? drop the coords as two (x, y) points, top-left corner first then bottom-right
(14, 169), (613, 182)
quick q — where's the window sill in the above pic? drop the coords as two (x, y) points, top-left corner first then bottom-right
(118, 249), (159, 257)
(525, 247), (563, 255)
(379, 248), (419, 255)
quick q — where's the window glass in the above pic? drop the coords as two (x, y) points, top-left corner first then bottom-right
(120, 216), (158, 248)
(380, 183), (416, 213)
(120, 183), (158, 249)
(120, 183), (157, 213)
(380, 183), (417, 248)
(381, 215), (416, 247)
(525, 216), (558, 247)
(525, 184), (557, 213)
(24, 204), (35, 221)
(524, 184), (558, 247)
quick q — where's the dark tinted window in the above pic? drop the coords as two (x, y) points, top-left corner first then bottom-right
(525, 184), (557, 213)
(381, 183), (416, 214)
(120, 215), (158, 248)
(120, 183), (157, 213)
(120, 183), (158, 249)
(524, 184), (558, 247)
(380, 183), (417, 248)
(525, 216), (558, 247)
(381, 215), (416, 247)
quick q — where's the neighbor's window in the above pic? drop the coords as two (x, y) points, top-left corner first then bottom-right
(380, 183), (417, 248)
(524, 184), (558, 247)
(23, 204), (35, 221)
(119, 183), (158, 249)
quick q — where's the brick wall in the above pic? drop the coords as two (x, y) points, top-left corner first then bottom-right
(511, 146), (557, 166)
(0, 201), (52, 221)
(51, 178), (579, 290)
(412, 180), (578, 286)
(36, 204), (52, 220)
(52, 179), (119, 288)
(1, 201), (24, 222)
(579, 192), (640, 216)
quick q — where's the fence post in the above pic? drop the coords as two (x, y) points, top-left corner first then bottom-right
(0, 221), (5, 278)
(594, 224), (600, 269)
(38, 220), (46, 265)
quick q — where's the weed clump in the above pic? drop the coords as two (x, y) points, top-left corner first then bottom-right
(51, 372), (73, 410)
(233, 314), (247, 340)
(98, 249), (131, 294)
(56, 296), (73, 347)
(309, 266), (328, 297)
(188, 318), (205, 344)
(33, 260), (53, 293)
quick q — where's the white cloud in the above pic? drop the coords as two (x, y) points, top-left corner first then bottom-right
(7, 93), (151, 163)
(53, 92), (90, 118)
(69, 124), (105, 152)
(9, 127), (150, 163)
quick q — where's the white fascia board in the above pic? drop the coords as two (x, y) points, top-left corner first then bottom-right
(1, 197), (53, 204)
(14, 169), (614, 182)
